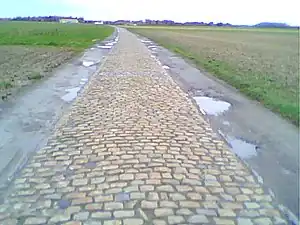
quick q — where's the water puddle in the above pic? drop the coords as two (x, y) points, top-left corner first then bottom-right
(61, 87), (81, 102)
(105, 42), (114, 46)
(148, 45), (157, 49)
(163, 65), (170, 70)
(80, 78), (88, 85)
(281, 167), (293, 175)
(218, 130), (258, 159)
(222, 121), (230, 126)
(141, 40), (152, 43)
(97, 45), (112, 49)
(228, 137), (258, 159)
(82, 61), (96, 67)
(193, 96), (231, 116)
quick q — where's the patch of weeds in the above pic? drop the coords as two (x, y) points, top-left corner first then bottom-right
(27, 72), (42, 80)
(0, 81), (13, 90)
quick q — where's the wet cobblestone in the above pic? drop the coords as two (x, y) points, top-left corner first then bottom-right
(0, 28), (288, 224)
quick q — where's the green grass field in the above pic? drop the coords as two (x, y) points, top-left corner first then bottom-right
(128, 26), (299, 125)
(0, 21), (114, 100)
(0, 21), (114, 50)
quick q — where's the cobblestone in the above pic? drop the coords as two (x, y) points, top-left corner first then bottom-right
(0, 28), (288, 225)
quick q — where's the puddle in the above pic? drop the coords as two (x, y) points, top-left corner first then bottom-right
(228, 137), (258, 159)
(222, 121), (230, 126)
(82, 61), (96, 67)
(193, 96), (231, 116)
(97, 45), (112, 49)
(61, 87), (81, 102)
(79, 78), (88, 85)
(163, 65), (170, 70)
(218, 130), (258, 159)
(105, 42), (114, 46)
(141, 40), (152, 43)
(281, 167), (292, 175)
(148, 45), (157, 49)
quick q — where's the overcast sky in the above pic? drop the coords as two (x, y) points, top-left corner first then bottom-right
(1, 0), (299, 26)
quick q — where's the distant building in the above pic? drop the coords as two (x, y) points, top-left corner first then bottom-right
(59, 18), (79, 24)
(95, 21), (104, 25)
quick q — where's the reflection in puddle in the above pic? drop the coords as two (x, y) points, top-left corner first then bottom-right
(61, 87), (81, 102)
(281, 167), (292, 175)
(193, 96), (231, 116)
(82, 61), (95, 67)
(141, 40), (152, 43)
(227, 137), (258, 159)
(218, 130), (258, 159)
(222, 121), (230, 126)
(97, 45), (112, 49)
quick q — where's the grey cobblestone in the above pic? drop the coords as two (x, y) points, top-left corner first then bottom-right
(0, 28), (288, 225)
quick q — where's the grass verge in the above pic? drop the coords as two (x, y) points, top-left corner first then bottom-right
(0, 21), (114, 50)
(128, 27), (299, 125)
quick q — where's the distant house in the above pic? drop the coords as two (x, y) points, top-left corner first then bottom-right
(94, 21), (104, 25)
(59, 18), (79, 24)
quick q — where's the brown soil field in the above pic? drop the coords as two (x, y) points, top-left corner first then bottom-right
(0, 46), (74, 101)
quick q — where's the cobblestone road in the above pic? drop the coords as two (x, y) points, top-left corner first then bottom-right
(0, 29), (288, 225)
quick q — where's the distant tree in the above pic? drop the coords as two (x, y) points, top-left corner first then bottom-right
(255, 22), (290, 28)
